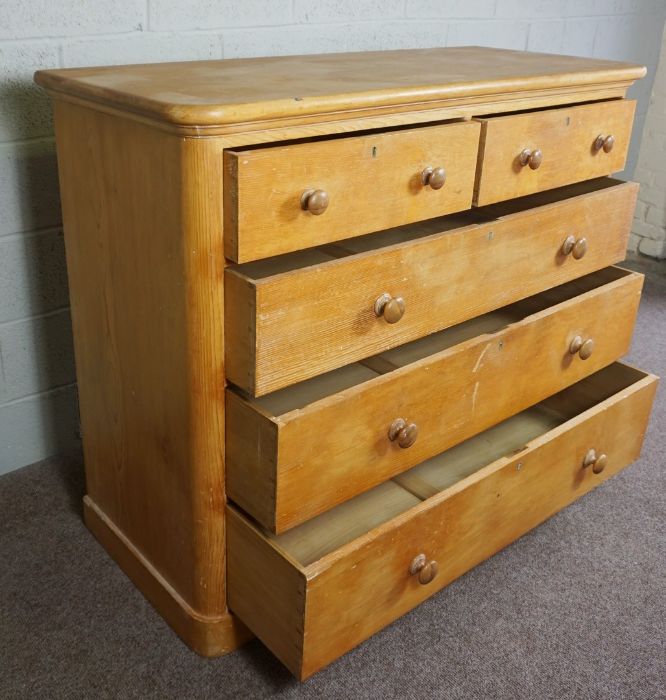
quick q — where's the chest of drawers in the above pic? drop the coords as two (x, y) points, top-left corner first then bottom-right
(36, 46), (658, 680)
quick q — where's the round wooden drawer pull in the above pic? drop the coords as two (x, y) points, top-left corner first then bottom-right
(583, 448), (607, 474)
(409, 553), (438, 585)
(388, 418), (418, 448)
(569, 336), (594, 360)
(519, 147), (543, 170)
(300, 188), (329, 215)
(593, 134), (615, 153)
(561, 235), (588, 259)
(374, 293), (405, 323)
(421, 166), (447, 190)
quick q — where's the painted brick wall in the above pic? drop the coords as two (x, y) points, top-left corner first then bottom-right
(629, 22), (666, 258)
(1, 0), (665, 475)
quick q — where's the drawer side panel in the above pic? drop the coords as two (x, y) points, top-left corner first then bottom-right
(226, 391), (279, 527)
(227, 507), (306, 676)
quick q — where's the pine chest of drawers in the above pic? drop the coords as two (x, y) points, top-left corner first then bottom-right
(36, 47), (658, 680)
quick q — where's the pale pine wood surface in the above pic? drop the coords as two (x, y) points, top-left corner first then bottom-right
(375, 266), (634, 368)
(52, 101), (244, 651)
(225, 178), (637, 396)
(224, 121), (480, 261)
(226, 268), (643, 532)
(84, 497), (251, 655)
(34, 47), (645, 132)
(39, 48), (652, 676)
(226, 507), (307, 673)
(227, 365), (658, 679)
(474, 99), (635, 205)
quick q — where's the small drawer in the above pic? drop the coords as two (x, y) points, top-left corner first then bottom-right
(223, 121), (480, 262)
(227, 266), (643, 533)
(227, 363), (658, 679)
(225, 178), (638, 396)
(473, 99), (635, 205)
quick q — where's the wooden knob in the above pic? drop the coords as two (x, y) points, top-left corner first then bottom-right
(409, 554), (438, 585)
(374, 293), (405, 324)
(388, 418), (418, 448)
(519, 148), (543, 170)
(569, 336), (594, 360)
(561, 235), (576, 255)
(593, 134), (615, 153)
(583, 448), (607, 474)
(300, 189), (329, 215)
(561, 236), (587, 259)
(572, 237), (587, 259)
(421, 166), (446, 190)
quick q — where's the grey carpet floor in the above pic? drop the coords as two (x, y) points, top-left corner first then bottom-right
(1, 263), (665, 700)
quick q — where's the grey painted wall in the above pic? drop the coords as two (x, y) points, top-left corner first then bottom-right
(630, 22), (666, 258)
(1, 0), (665, 475)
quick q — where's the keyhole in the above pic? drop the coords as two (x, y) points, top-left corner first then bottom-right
(372, 146), (378, 158)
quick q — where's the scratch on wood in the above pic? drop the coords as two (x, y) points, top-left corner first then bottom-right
(472, 381), (479, 413)
(473, 343), (490, 373)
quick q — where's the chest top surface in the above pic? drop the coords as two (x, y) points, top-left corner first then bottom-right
(35, 46), (644, 130)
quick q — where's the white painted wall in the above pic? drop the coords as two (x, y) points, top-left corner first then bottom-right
(1, 0), (665, 475)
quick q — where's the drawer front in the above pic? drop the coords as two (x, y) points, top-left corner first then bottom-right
(474, 100), (635, 206)
(226, 268), (643, 533)
(224, 121), (480, 262)
(226, 179), (637, 397)
(227, 366), (658, 679)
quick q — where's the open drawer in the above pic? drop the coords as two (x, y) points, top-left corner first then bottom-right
(227, 363), (658, 679)
(224, 120), (480, 262)
(225, 178), (638, 396)
(473, 99), (635, 205)
(226, 267), (643, 533)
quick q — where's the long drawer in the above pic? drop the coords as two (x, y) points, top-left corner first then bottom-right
(226, 267), (643, 533)
(225, 178), (638, 397)
(474, 99), (635, 205)
(224, 121), (480, 262)
(227, 363), (658, 679)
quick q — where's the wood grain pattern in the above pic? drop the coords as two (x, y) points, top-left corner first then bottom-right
(84, 497), (251, 655)
(37, 78), (638, 142)
(227, 364), (658, 679)
(226, 178), (638, 396)
(226, 267), (643, 533)
(224, 121), (480, 261)
(40, 50), (651, 674)
(474, 100), (636, 205)
(226, 508), (306, 673)
(34, 47), (645, 134)
(52, 100), (244, 652)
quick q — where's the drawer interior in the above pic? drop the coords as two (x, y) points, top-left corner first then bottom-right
(477, 176), (627, 218)
(264, 362), (649, 566)
(229, 212), (483, 280)
(248, 266), (636, 419)
(228, 177), (626, 282)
